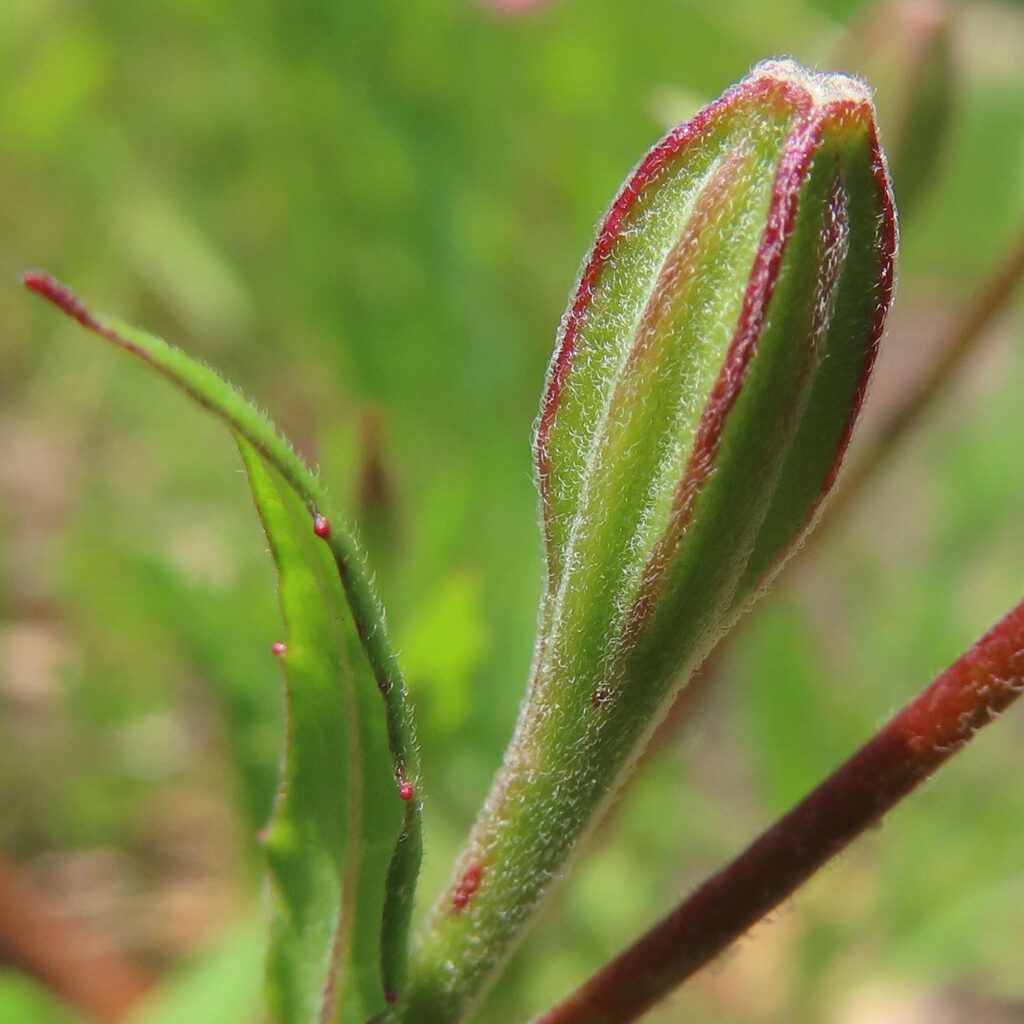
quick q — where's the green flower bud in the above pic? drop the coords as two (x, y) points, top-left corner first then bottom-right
(401, 59), (897, 1023)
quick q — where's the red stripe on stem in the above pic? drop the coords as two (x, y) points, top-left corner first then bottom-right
(536, 598), (1024, 1024)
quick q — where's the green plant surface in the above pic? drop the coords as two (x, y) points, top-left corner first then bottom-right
(4, 2), (1024, 1023)
(238, 440), (404, 1020)
(18, 279), (425, 1020)
(125, 919), (265, 1024)
(0, 974), (85, 1024)
(401, 60), (897, 1024)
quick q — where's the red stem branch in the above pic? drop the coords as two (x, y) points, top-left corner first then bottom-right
(535, 598), (1024, 1024)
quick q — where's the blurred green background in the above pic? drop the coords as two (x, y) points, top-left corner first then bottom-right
(2, 0), (1024, 1021)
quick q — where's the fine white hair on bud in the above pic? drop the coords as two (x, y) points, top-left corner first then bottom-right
(404, 58), (897, 1024)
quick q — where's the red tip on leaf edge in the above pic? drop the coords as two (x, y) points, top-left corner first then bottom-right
(23, 272), (103, 331)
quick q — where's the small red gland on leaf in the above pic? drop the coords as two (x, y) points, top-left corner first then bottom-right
(270, 642), (287, 656)
(385, 991), (398, 1004)
(395, 765), (414, 800)
(312, 513), (331, 538)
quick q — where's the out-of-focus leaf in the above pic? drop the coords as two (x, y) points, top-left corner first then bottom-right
(0, 22), (109, 157)
(0, 972), (85, 1024)
(738, 600), (833, 812)
(126, 917), (265, 1024)
(398, 571), (489, 734)
(111, 182), (253, 340)
(834, 0), (953, 218)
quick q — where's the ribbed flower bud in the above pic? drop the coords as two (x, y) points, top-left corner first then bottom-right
(402, 59), (897, 1024)
(534, 58), (897, 706)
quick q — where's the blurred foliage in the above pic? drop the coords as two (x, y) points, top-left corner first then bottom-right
(1, 1), (1023, 1022)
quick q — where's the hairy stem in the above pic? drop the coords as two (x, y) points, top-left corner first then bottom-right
(534, 598), (1024, 1024)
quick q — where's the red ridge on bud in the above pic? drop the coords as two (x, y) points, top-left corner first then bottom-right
(818, 124), (897, 498)
(739, 102), (897, 595)
(617, 93), (875, 645)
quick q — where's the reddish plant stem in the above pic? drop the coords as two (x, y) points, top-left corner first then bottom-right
(535, 599), (1024, 1024)
(0, 854), (155, 1022)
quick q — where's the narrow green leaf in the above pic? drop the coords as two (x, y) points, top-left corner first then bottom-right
(23, 276), (423, 1016)
(239, 440), (402, 1022)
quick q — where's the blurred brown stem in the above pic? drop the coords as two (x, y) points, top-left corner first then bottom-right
(535, 598), (1024, 1024)
(0, 854), (154, 1022)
